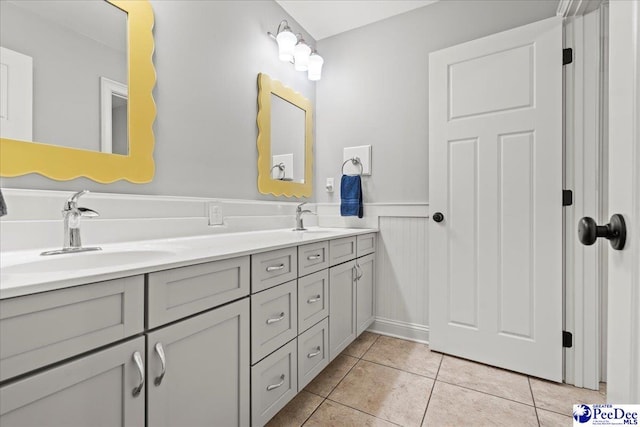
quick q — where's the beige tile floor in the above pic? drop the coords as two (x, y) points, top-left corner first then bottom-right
(266, 332), (606, 427)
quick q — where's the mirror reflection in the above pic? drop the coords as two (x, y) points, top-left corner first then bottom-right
(270, 94), (305, 183)
(0, 0), (128, 154)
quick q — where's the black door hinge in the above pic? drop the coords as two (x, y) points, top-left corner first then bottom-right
(563, 331), (573, 348)
(563, 48), (573, 65)
(563, 190), (573, 206)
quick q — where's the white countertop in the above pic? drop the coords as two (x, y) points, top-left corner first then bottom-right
(0, 227), (377, 299)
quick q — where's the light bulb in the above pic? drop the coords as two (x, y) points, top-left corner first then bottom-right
(276, 29), (297, 62)
(294, 41), (311, 71)
(308, 52), (324, 81)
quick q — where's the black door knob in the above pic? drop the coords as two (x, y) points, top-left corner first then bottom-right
(433, 212), (444, 223)
(578, 214), (626, 250)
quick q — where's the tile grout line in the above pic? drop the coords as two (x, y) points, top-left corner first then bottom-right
(360, 357), (441, 380)
(528, 377), (542, 426)
(324, 396), (404, 427)
(434, 377), (538, 408)
(322, 334), (408, 427)
(420, 354), (444, 426)
(302, 334), (381, 426)
(300, 395), (327, 427)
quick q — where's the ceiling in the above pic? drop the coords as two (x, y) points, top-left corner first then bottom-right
(275, 0), (438, 41)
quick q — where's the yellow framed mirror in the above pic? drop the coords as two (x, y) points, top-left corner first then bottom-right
(0, 0), (156, 183)
(257, 73), (312, 198)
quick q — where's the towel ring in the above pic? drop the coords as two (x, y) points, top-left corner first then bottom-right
(270, 162), (286, 180)
(341, 157), (363, 176)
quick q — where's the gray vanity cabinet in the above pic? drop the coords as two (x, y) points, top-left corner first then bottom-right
(0, 337), (146, 426)
(328, 233), (377, 361)
(146, 298), (250, 427)
(329, 260), (357, 361)
(356, 253), (376, 335)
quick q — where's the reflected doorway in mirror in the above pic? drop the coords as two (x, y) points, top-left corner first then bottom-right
(100, 76), (128, 155)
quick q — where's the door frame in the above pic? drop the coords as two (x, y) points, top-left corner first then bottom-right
(606, 0), (640, 403)
(558, 0), (608, 389)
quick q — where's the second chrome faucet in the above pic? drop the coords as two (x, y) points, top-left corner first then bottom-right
(41, 190), (102, 256)
(294, 202), (315, 231)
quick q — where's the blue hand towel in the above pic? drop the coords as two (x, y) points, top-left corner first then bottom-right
(0, 188), (6, 217)
(340, 175), (363, 218)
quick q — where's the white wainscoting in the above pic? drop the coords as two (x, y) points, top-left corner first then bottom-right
(316, 203), (431, 343)
(370, 216), (430, 343)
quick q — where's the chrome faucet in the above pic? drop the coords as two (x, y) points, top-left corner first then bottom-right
(41, 190), (102, 256)
(294, 202), (315, 231)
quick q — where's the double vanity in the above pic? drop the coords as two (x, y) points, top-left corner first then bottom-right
(0, 227), (377, 426)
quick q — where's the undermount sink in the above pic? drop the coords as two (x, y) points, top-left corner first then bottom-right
(2, 249), (175, 275)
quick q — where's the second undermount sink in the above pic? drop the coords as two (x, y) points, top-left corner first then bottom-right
(2, 249), (176, 275)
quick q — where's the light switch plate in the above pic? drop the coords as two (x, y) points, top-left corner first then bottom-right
(343, 145), (371, 176)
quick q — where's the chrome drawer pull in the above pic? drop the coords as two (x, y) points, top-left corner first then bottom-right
(266, 312), (286, 324)
(307, 346), (321, 358)
(266, 374), (285, 391)
(132, 351), (145, 397)
(307, 295), (321, 304)
(154, 342), (166, 386)
(307, 254), (321, 260)
(266, 264), (285, 272)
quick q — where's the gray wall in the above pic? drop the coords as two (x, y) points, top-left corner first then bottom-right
(1, 1), (315, 201)
(314, 0), (559, 204)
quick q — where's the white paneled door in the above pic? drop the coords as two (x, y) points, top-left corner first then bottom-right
(429, 17), (563, 381)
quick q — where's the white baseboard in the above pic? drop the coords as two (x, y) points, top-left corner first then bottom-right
(368, 317), (430, 344)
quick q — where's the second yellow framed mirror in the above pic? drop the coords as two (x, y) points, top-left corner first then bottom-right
(257, 73), (313, 198)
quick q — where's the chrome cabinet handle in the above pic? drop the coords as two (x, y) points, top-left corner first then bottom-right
(132, 351), (145, 397)
(266, 312), (285, 324)
(307, 346), (321, 358)
(154, 342), (166, 386)
(307, 295), (321, 304)
(352, 266), (357, 282)
(307, 254), (321, 260)
(356, 263), (363, 280)
(266, 374), (285, 391)
(266, 264), (285, 272)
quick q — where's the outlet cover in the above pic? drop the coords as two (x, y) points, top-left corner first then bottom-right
(208, 203), (223, 226)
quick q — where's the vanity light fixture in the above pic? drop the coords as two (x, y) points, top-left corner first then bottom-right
(268, 20), (324, 81)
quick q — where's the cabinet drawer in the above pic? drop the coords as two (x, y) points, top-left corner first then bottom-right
(251, 247), (297, 293)
(329, 236), (357, 266)
(147, 256), (249, 329)
(251, 339), (297, 427)
(297, 318), (329, 391)
(0, 276), (144, 382)
(297, 270), (329, 333)
(357, 233), (377, 257)
(298, 241), (329, 277)
(251, 280), (298, 364)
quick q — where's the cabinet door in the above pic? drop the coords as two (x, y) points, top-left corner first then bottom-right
(356, 254), (376, 335)
(329, 260), (357, 361)
(0, 337), (145, 427)
(147, 298), (249, 427)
